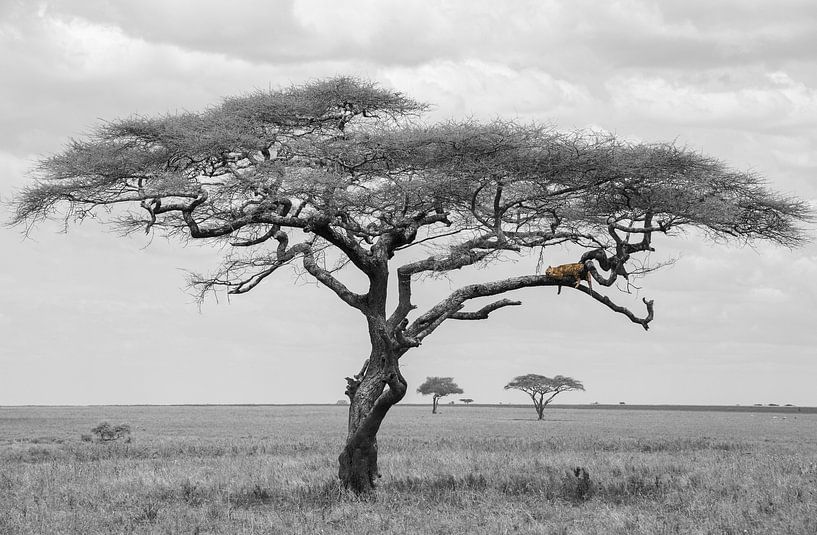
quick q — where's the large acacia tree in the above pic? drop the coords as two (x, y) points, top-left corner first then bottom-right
(11, 77), (811, 493)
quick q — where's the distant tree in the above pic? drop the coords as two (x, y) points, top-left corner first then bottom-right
(90, 422), (131, 442)
(417, 377), (464, 414)
(336, 399), (349, 405)
(11, 76), (812, 493)
(504, 375), (584, 420)
(460, 398), (474, 406)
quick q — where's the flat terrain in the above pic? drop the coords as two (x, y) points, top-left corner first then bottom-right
(1, 405), (816, 534)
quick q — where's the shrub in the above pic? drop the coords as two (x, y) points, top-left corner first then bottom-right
(90, 422), (131, 442)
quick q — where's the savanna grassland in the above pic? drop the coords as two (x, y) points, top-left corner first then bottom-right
(1, 404), (816, 534)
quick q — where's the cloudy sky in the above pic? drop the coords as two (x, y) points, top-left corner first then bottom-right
(1, 0), (815, 406)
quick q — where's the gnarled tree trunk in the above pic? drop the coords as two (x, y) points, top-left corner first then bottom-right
(338, 327), (407, 493)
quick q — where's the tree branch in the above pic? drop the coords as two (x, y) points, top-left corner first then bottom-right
(407, 273), (654, 340)
(449, 298), (522, 320)
(543, 392), (559, 406)
(302, 247), (367, 311)
(576, 286), (655, 330)
(387, 249), (494, 328)
(310, 219), (378, 277)
(375, 211), (453, 260)
(387, 232), (513, 328)
(230, 225), (279, 247)
(387, 266), (418, 331)
(227, 238), (311, 295)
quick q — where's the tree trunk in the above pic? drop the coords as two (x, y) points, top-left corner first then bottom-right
(338, 333), (407, 493)
(532, 393), (545, 420)
(432, 396), (439, 414)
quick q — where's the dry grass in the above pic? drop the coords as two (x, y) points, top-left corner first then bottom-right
(1, 405), (816, 534)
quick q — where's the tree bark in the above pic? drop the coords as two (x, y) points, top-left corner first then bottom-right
(532, 393), (545, 420)
(338, 326), (407, 493)
(432, 395), (439, 414)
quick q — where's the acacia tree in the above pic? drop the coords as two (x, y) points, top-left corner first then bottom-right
(505, 374), (585, 420)
(416, 377), (464, 414)
(460, 398), (474, 406)
(10, 77), (812, 493)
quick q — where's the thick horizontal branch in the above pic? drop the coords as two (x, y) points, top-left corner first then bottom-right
(398, 249), (494, 277)
(395, 232), (517, 282)
(407, 273), (655, 341)
(608, 222), (668, 234)
(408, 275), (550, 339)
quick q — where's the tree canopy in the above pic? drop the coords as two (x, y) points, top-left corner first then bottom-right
(14, 79), (811, 339)
(417, 377), (465, 398)
(505, 374), (585, 395)
(505, 374), (585, 420)
(11, 76), (813, 492)
(13, 77), (811, 331)
(417, 376), (464, 414)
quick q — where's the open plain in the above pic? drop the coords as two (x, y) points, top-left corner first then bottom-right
(1, 404), (816, 534)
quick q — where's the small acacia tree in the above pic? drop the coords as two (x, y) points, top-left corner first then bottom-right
(90, 422), (132, 442)
(416, 377), (464, 414)
(505, 374), (585, 420)
(10, 77), (812, 493)
(460, 398), (474, 406)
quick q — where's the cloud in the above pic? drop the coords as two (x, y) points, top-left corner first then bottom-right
(381, 60), (596, 122)
(579, 0), (817, 72)
(606, 70), (817, 132)
(34, 0), (817, 78)
(4, 2), (816, 155)
(38, 0), (314, 62)
(0, 5), (365, 155)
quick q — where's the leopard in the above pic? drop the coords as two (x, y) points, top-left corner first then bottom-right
(545, 262), (592, 293)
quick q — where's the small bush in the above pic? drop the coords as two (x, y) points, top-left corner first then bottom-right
(180, 479), (204, 506)
(80, 434), (93, 442)
(90, 422), (131, 442)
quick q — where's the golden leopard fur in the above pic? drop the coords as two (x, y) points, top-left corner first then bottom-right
(545, 262), (592, 291)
